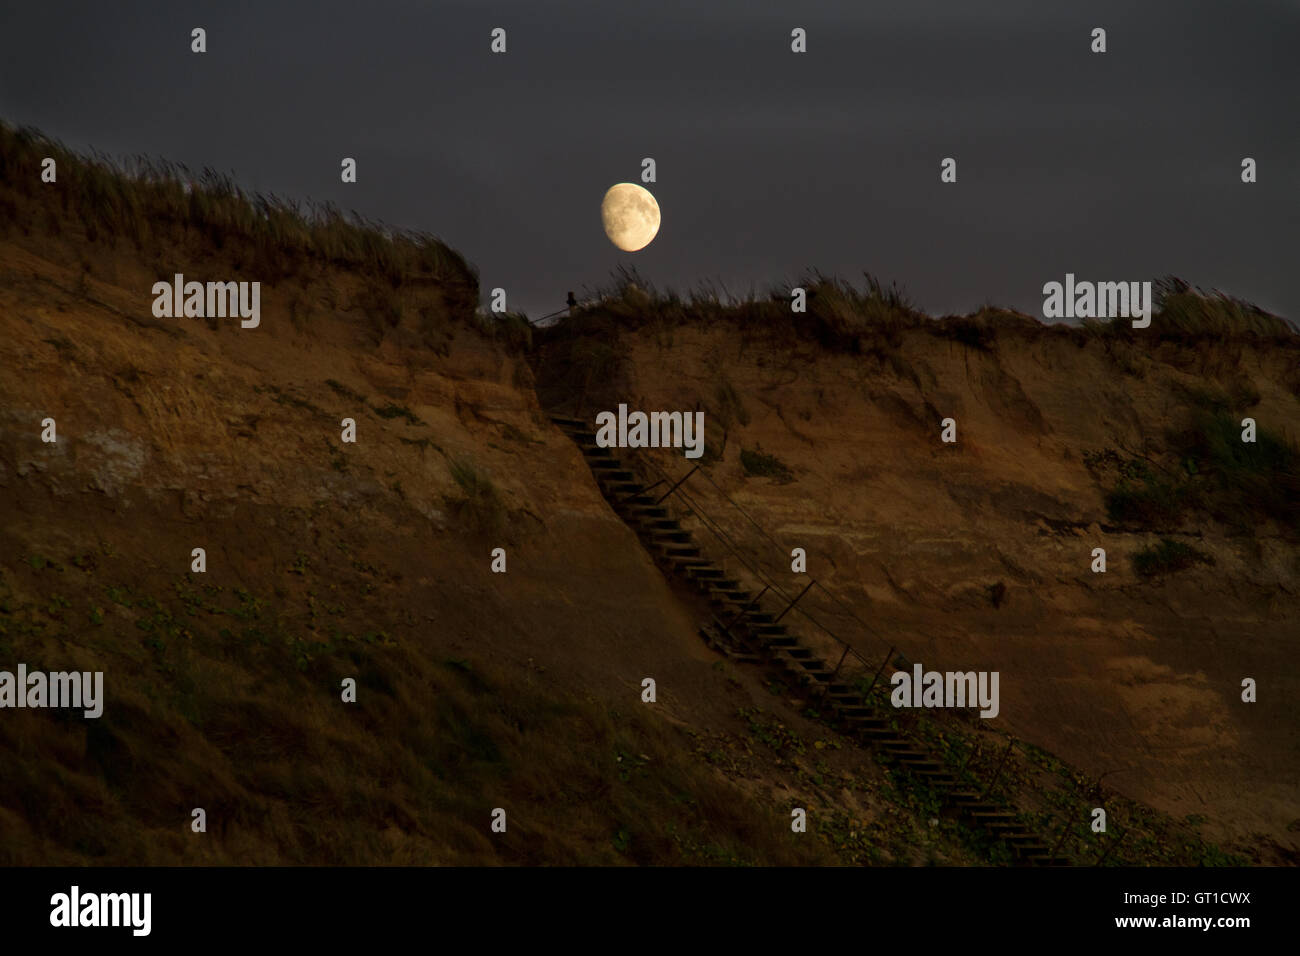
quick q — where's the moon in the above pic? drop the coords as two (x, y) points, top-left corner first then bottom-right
(601, 183), (660, 252)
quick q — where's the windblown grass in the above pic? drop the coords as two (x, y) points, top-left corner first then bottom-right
(1084, 277), (1297, 343)
(0, 121), (478, 313)
(557, 267), (1294, 354)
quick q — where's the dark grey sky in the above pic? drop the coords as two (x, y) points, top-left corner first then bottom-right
(2, 0), (1297, 320)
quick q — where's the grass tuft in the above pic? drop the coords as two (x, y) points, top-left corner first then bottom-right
(740, 447), (795, 483)
(447, 456), (506, 533)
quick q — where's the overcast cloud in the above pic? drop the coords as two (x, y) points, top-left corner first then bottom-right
(2, 0), (1296, 319)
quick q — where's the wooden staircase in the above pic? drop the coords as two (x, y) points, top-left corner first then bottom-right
(553, 414), (1071, 866)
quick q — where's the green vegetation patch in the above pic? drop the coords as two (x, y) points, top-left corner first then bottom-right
(373, 403), (424, 425)
(1090, 409), (1300, 534)
(740, 446), (795, 483)
(447, 456), (506, 532)
(1132, 538), (1215, 577)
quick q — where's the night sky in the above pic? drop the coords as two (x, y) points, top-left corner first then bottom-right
(2, 0), (1296, 320)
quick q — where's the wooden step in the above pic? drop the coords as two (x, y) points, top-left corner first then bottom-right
(842, 718), (889, 732)
(662, 546), (702, 558)
(880, 741), (919, 752)
(627, 507), (669, 520)
(687, 567), (726, 580)
(916, 770), (958, 783)
(649, 530), (692, 543)
(901, 764), (946, 776)
(854, 726), (898, 739)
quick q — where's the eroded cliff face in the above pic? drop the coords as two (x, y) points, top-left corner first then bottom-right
(1, 126), (1291, 864)
(537, 314), (1300, 858)
(0, 188), (999, 866)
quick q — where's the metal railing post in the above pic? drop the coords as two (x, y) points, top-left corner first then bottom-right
(719, 584), (770, 637)
(980, 739), (1015, 799)
(772, 579), (815, 623)
(1095, 827), (1126, 866)
(828, 644), (851, 681)
(864, 645), (896, 695)
(1049, 818), (1072, 860)
(655, 465), (699, 505)
(622, 478), (664, 502)
(956, 741), (981, 778)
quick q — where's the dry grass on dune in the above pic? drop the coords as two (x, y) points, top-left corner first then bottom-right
(0, 121), (479, 320)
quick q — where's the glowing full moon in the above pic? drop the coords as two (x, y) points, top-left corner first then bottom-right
(601, 183), (660, 252)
